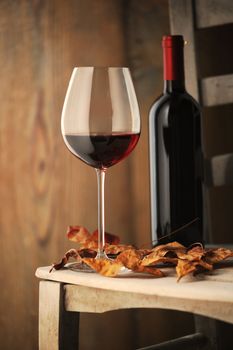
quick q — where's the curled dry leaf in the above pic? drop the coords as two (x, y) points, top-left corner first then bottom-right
(137, 248), (153, 256)
(66, 226), (121, 251)
(78, 248), (97, 258)
(83, 258), (123, 277)
(66, 226), (98, 249)
(80, 239), (98, 250)
(67, 226), (91, 243)
(136, 266), (164, 277)
(50, 249), (82, 272)
(104, 244), (135, 255)
(116, 249), (164, 277)
(91, 230), (120, 245)
(176, 245), (204, 261)
(141, 254), (177, 267)
(204, 248), (233, 264)
(176, 260), (197, 281)
(116, 249), (143, 270)
(152, 241), (186, 258)
(176, 259), (213, 282)
(142, 241), (185, 266)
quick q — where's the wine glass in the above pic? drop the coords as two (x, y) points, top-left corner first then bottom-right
(61, 67), (140, 267)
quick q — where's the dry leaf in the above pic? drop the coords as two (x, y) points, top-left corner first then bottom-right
(78, 248), (97, 258)
(176, 259), (213, 281)
(66, 226), (121, 251)
(80, 238), (99, 250)
(134, 265), (164, 277)
(141, 253), (177, 267)
(104, 244), (135, 255)
(177, 244), (204, 261)
(50, 249), (81, 272)
(152, 241), (186, 258)
(204, 248), (233, 264)
(91, 230), (120, 245)
(116, 249), (164, 277)
(67, 226), (91, 243)
(83, 258), (123, 277)
(116, 249), (143, 269)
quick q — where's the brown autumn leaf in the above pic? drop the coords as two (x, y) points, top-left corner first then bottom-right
(176, 259), (213, 281)
(177, 244), (204, 261)
(66, 225), (98, 250)
(141, 254), (177, 267)
(137, 248), (153, 256)
(134, 265), (164, 277)
(116, 249), (164, 277)
(78, 248), (97, 258)
(91, 230), (120, 245)
(81, 233), (122, 251)
(67, 226), (91, 244)
(141, 241), (184, 266)
(66, 226), (121, 251)
(116, 249), (143, 269)
(104, 243), (136, 255)
(144, 242), (204, 265)
(152, 241), (186, 258)
(80, 238), (99, 250)
(176, 259), (196, 281)
(50, 248), (82, 272)
(83, 258), (123, 277)
(204, 247), (233, 264)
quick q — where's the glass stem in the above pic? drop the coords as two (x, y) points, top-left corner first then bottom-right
(96, 168), (107, 259)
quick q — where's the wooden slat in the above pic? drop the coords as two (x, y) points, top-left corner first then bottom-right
(201, 74), (233, 107)
(36, 266), (233, 324)
(64, 284), (233, 324)
(195, 0), (233, 28)
(168, 0), (199, 101)
(205, 153), (233, 187)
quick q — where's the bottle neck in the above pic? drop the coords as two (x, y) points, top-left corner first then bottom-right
(164, 80), (185, 93)
(163, 36), (185, 93)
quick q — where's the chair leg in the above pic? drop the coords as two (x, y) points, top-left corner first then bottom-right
(39, 281), (79, 350)
(194, 315), (219, 349)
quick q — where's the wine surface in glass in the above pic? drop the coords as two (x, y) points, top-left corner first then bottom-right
(64, 133), (140, 169)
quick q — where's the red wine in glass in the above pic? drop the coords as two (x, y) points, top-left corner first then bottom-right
(64, 133), (140, 169)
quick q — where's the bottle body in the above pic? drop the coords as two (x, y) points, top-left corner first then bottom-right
(149, 35), (203, 246)
(149, 91), (203, 246)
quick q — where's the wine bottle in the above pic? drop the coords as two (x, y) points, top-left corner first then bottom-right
(149, 35), (203, 246)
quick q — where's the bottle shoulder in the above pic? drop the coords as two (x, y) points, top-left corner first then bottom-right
(183, 91), (201, 110)
(149, 91), (201, 121)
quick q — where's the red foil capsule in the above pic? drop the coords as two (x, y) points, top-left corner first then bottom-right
(162, 35), (185, 81)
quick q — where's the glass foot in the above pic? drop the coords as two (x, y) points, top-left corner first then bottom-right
(66, 262), (95, 273)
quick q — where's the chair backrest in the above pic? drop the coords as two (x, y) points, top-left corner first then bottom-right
(169, 0), (233, 242)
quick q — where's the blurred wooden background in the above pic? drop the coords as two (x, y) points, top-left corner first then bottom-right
(0, 1), (232, 349)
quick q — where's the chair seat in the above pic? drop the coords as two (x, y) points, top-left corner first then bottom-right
(36, 264), (233, 324)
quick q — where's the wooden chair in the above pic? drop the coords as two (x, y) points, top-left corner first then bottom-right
(36, 264), (233, 350)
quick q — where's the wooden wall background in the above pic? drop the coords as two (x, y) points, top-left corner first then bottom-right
(0, 1), (232, 349)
